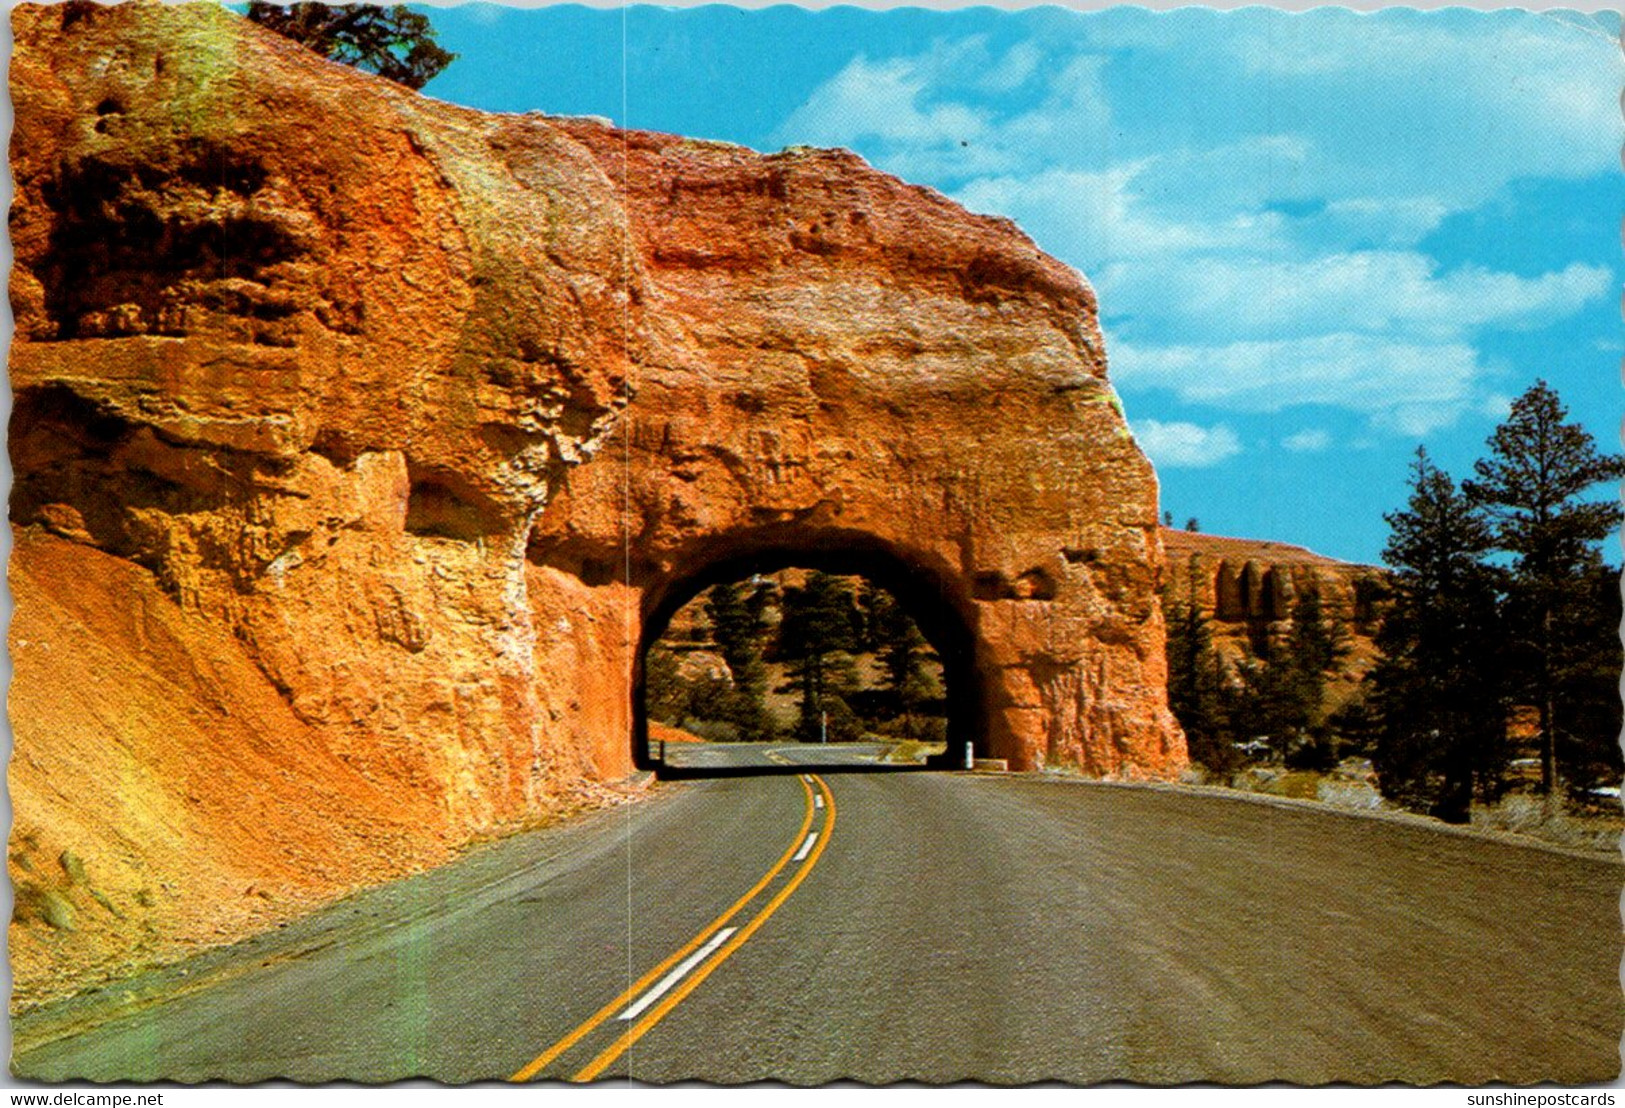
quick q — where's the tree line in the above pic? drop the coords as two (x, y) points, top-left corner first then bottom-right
(1164, 381), (1623, 822)
(647, 572), (945, 745)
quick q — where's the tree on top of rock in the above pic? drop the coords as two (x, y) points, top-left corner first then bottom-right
(246, 2), (456, 90)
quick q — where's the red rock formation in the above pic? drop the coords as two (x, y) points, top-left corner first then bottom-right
(7, 532), (459, 1007)
(537, 120), (1182, 778)
(1160, 528), (1389, 704)
(8, 1), (1184, 1002)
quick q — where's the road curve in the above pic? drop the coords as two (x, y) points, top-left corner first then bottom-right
(660, 740), (897, 771)
(13, 773), (1622, 1084)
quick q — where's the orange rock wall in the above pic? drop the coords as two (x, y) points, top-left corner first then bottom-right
(536, 122), (1184, 775)
(9, 0), (639, 1003)
(1160, 529), (1389, 701)
(8, 1), (1185, 1001)
(8, 532), (457, 1007)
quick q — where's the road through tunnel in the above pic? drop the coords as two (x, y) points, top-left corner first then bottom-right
(516, 117), (1189, 783)
(633, 530), (988, 778)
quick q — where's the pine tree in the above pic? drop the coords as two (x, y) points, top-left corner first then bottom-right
(1371, 448), (1506, 821)
(702, 581), (776, 741)
(859, 583), (940, 737)
(1245, 632), (1305, 762)
(1277, 587), (1353, 769)
(776, 572), (862, 742)
(1462, 381), (1625, 795)
(247, 2), (456, 89)
(1287, 588), (1341, 719)
(1550, 558), (1624, 794)
(1163, 590), (1238, 776)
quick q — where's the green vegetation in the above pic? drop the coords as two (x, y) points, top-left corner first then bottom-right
(1163, 581), (1351, 780)
(1462, 380), (1625, 796)
(778, 572), (865, 742)
(1163, 380), (1622, 828)
(1369, 448), (1507, 822)
(246, 2), (456, 90)
(1248, 588), (1352, 770)
(861, 582), (939, 739)
(1162, 594), (1239, 776)
(645, 570), (945, 746)
(704, 580), (778, 741)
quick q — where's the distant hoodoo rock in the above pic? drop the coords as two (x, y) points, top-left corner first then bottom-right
(8, 1), (1184, 1002)
(1160, 529), (1388, 708)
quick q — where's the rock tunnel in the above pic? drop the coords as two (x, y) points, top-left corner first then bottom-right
(521, 122), (1188, 780)
(525, 321), (1186, 782)
(3, 1), (1190, 1002)
(632, 528), (990, 773)
(8, 0), (1188, 883)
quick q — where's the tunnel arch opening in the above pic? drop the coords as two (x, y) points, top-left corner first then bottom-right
(633, 529), (988, 778)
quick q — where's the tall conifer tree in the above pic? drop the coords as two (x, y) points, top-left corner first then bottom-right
(1371, 449), (1505, 821)
(1463, 381), (1624, 795)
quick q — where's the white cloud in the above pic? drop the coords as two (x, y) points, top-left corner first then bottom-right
(1321, 197), (1450, 246)
(775, 39), (1111, 182)
(1097, 252), (1612, 342)
(979, 41), (1042, 93)
(961, 166), (1610, 437)
(1130, 419), (1243, 468)
(781, 13), (1619, 214)
(777, 51), (990, 152)
(955, 164), (1290, 267)
(1112, 334), (1485, 435)
(1117, 11), (1621, 204)
(1127, 134), (1316, 220)
(772, 16), (1620, 442)
(1282, 429), (1332, 453)
(996, 55), (1111, 158)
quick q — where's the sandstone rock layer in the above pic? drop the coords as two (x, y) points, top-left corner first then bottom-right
(9, 1), (1183, 1003)
(1161, 529), (1388, 706)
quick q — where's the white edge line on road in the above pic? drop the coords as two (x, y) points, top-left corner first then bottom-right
(814, 794), (824, 809)
(792, 831), (818, 862)
(617, 927), (738, 1022)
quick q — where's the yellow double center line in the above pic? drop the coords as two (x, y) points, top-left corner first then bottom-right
(509, 772), (836, 1083)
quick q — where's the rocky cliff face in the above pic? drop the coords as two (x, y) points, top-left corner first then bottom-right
(10, 0), (641, 1005)
(1160, 529), (1388, 703)
(537, 121), (1181, 776)
(9, 1), (1182, 1005)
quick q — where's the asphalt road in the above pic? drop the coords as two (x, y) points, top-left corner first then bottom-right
(660, 740), (897, 771)
(12, 773), (1622, 1084)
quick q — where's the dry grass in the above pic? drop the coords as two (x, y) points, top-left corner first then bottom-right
(1315, 777), (1386, 811)
(879, 740), (945, 764)
(1471, 793), (1622, 853)
(1184, 752), (1619, 854)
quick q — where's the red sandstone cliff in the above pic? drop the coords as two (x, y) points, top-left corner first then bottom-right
(1160, 529), (1388, 705)
(9, 1), (1183, 1005)
(537, 120), (1180, 776)
(9, 0), (642, 1005)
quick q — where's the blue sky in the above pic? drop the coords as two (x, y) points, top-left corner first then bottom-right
(422, 5), (1620, 564)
